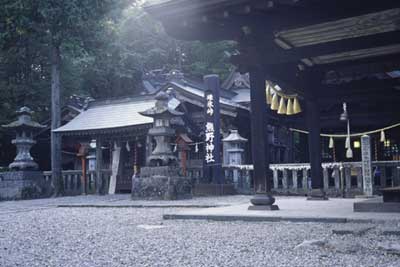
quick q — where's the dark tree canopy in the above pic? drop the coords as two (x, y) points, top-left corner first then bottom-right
(0, 2), (236, 122)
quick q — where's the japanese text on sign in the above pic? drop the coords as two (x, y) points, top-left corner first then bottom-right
(205, 122), (215, 163)
(206, 94), (214, 116)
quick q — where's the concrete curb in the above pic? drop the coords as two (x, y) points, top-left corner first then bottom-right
(57, 204), (223, 208)
(163, 214), (400, 224)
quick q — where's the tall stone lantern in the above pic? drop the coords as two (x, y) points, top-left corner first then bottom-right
(131, 91), (192, 200)
(140, 92), (183, 166)
(2, 107), (46, 170)
(0, 107), (47, 200)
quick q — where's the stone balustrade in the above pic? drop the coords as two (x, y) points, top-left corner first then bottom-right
(43, 169), (111, 196)
(223, 161), (400, 197)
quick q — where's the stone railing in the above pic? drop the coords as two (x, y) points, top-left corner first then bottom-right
(186, 159), (204, 183)
(223, 161), (400, 197)
(43, 169), (111, 195)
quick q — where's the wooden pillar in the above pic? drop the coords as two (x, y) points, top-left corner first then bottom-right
(95, 138), (103, 195)
(306, 98), (325, 196)
(249, 67), (270, 193)
(50, 46), (62, 196)
(145, 135), (152, 166)
(380, 166), (387, 187)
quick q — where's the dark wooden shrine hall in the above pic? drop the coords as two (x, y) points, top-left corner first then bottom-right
(145, 0), (400, 205)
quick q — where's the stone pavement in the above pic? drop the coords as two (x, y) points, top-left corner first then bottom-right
(0, 194), (250, 215)
(1, 194), (400, 223)
(163, 196), (400, 223)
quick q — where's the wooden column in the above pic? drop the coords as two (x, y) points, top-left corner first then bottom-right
(95, 138), (103, 195)
(51, 46), (62, 196)
(249, 67), (270, 193)
(306, 96), (325, 198)
(248, 66), (278, 210)
(145, 135), (152, 166)
(380, 167), (387, 187)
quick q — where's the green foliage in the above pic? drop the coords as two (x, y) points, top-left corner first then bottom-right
(0, 2), (236, 119)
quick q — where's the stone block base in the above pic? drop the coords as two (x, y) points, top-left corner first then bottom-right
(131, 175), (192, 200)
(248, 205), (279, 211)
(382, 186), (400, 203)
(307, 189), (329, 200)
(354, 198), (400, 213)
(0, 171), (49, 200)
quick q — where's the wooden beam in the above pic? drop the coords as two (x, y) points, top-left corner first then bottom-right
(261, 31), (400, 65)
(149, 1), (400, 42)
(321, 78), (400, 96)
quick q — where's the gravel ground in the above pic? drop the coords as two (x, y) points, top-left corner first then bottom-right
(0, 205), (399, 267)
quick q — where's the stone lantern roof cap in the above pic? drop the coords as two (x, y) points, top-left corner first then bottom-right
(2, 106), (46, 130)
(139, 91), (184, 118)
(222, 129), (248, 142)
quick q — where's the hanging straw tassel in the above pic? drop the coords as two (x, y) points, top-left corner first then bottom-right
(380, 130), (386, 142)
(277, 97), (287, 114)
(195, 143), (199, 153)
(346, 147), (353, 158)
(329, 136), (334, 148)
(125, 141), (130, 152)
(286, 98), (294, 115)
(345, 136), (350, 149)
(270, 93), (279, 110)
(266, 83), (272, 105)
(293, 97), (302, 114)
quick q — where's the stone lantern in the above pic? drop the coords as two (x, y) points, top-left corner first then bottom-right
(2, 107), (46, 170)
(140, 91), (183, 166)
(222, 129), (249, 192)
(0, 107), (47, 200)
(131, 91), (192, 200)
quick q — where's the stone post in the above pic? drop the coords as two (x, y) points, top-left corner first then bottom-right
(273, 169), (279, 189)
(95, 138), (103, 195)
(357, 167), (363, 190)
(292, 170), (298, 189)
(282, 169), (288, 190)
(361, 135), (373, 196)
(345, 167), (352, 190)
(323, 167), (329, 190)
(302, 168), (308, 190)
(333, 167), (340, 190)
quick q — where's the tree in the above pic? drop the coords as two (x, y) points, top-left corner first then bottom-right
(1, 0), (130, 195)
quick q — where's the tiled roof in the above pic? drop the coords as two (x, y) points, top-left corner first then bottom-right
(54, 99), (155, 133)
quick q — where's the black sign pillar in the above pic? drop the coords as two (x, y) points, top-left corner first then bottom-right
(203, 74), (222, 184)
